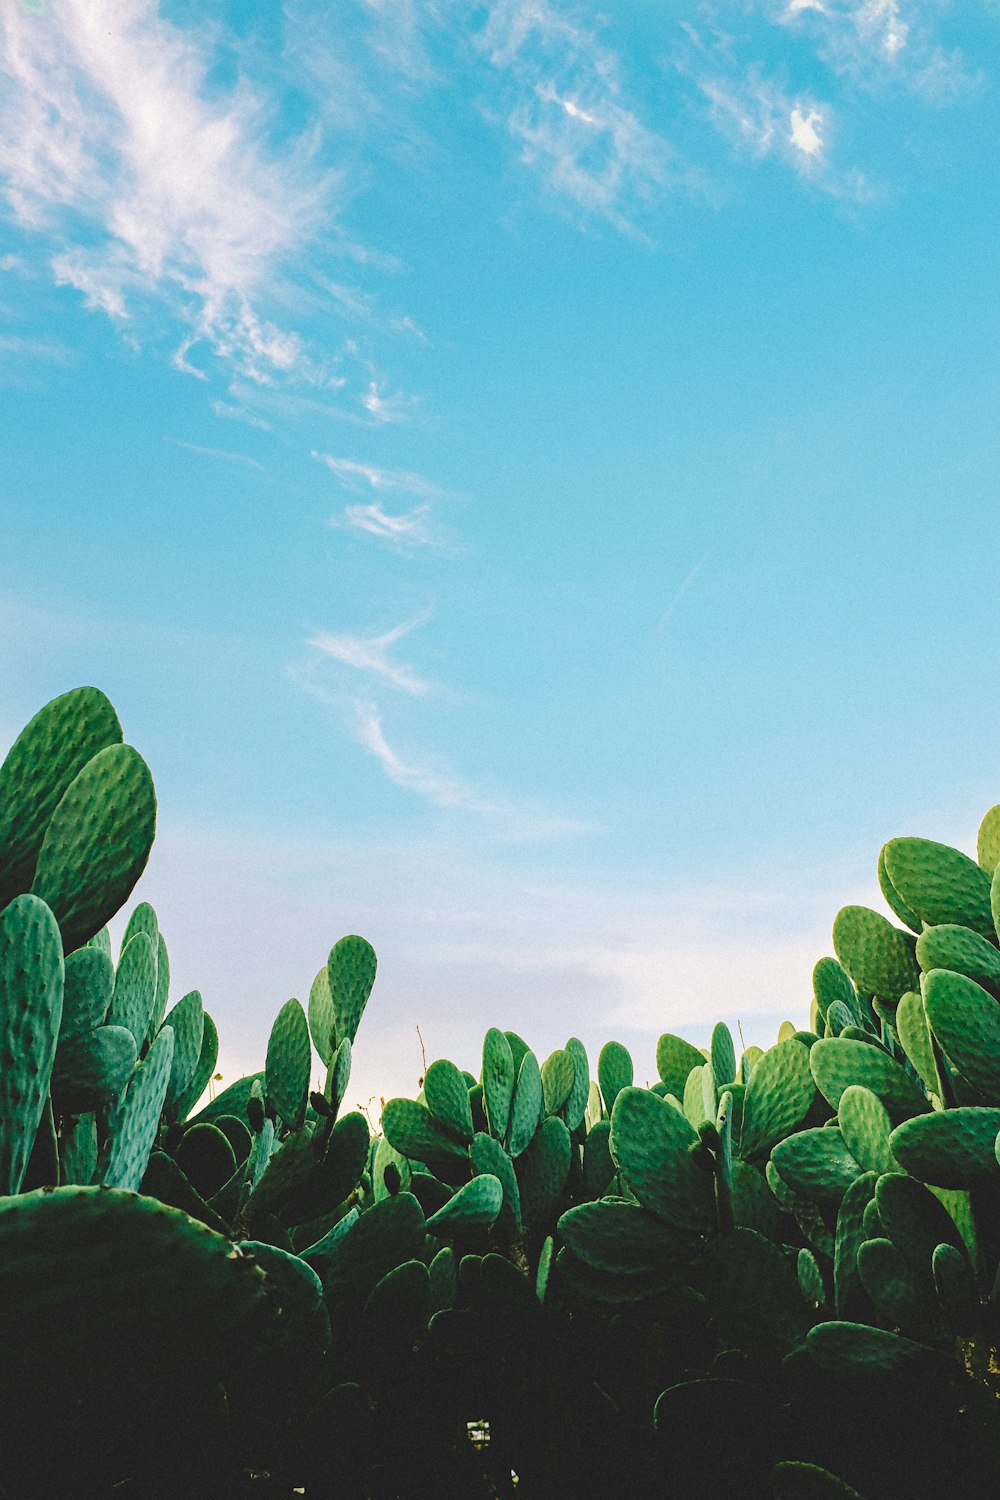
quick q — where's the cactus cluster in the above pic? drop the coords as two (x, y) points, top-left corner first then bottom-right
(2, 687), (1000, 1497)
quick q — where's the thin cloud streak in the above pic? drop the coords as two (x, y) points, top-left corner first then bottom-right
(352, 700), (593, 842)
(313, 450), (441, 498)
(307, 613), (435, 696)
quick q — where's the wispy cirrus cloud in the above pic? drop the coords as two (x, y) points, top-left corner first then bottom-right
(306, 613), (434, 696)
(313, 451), (441, 498)
(353, 700), (592, 842)
(0, 0), (331, 380)
(776, 0), (977, 99)
(338, 502), (440, 550)
(475, 0), (675, 230)
(0, 335), (70, 363)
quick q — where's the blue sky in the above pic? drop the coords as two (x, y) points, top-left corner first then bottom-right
(2, 0), (999, 1112)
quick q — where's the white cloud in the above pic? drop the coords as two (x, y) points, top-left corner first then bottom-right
(790, 106), (824, 156)
(0, 0), (331, 378)
(169, 440), (263, 470)
(313, 450), (440, 498)
(307, 613), (434, 696)
(352, 700), (592, 841)
(476, 0), (674, 229)
(339, 502), (438, 548)
(211, 400), (272, 432)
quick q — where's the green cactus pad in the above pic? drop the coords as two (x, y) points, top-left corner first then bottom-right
(889, 1107), (1000, 1187)
(538, 1048), (574, 1117)
(895, 990), (941, 1097)
(583, 1118), (615, 1197)
(832, 906), (920, 1002)
(324, 1037), (351, 1118)
(809, 1038), (930, 1121)
(507, 1048), (544, 1157)
(30, 744), (156, 954)
(837, 1086), (897, 1175)
(771, 1462), (867, 1499)
(834, 1171), (877, 1319)
(877, 847), (922, 934)
(426, 1173), (503, 1236)
(100, 1024), (174, 1190)
(107, 931), (156, 1045)
(265, 998), (311, 1131)
(517, 1114), (572, 1233)
(0, 1186), (268, 1374)
(381, 1097), (469, 1164)
(883, 836), (994, 940)
(370, 1133), (409, 1200)
(805, 1320), (945, 1382)
(51, 1024), (136, 1113)
(176, 1122), (238, 1200)
(917, 924), (1000, 988)
(423, 1058), (474, 1141)
(683, 1063), (707, 1129)
(326, 934), (376, 1047)
(470, 1131), (521, 1238)
(609, 1087), (715, 1232)
(977, 805), (1000, 876)
(61, 945), (113, 1037)
(162, 989), (205, 1109)
(770, 1128), (863, 1207)
(797, 1246), (826, 1309)
(856, 1236), (945, 1340)
(922, 968), (1000, 1101)
(932, 1241), (979, 1334)
(151, 930), (170, 1034)
(874, 1172), (966, 1270)
(482, 1027), (515, 1140)
(598, 1040), (633, 1117)
(738, 1039), (815, 1160)
(59, 1111), (97, 1186)
(307, 964), (336, 1067)
(0, 687), (123, 910)
(698, 1228), (809, 1359)
(655, 1032), (705, 1097)
(0, 893), (64, 1194)
(710, 1022), (737, 1087)
(558, 1198), (697, 1275)
(362, 1258), (430, 1349)
(428, 1243), (457, 1313)
(174, 1012), (220, 1123)
(812, 957), (858, 1022)
(562, 1037), (590, 1131)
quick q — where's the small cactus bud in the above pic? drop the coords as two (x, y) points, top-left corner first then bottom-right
(383, 1162), (401, 1195)
(247, 1095), (265, 1134)
(310, 1090), (332, 1117)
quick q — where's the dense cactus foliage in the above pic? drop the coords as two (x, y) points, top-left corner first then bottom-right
(2, 688), (1000, 1496)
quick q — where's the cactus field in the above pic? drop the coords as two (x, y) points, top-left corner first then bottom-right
(3, 686), (1000, 1498)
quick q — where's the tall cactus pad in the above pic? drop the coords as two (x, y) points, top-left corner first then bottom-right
(108, 931), (156, 1046)
(173, 1012), (219, 1123)
(100, 1025), (174, 1190)
(0, 687), (122, 911)
(922, 968), (1000, 1101)
(162, 990), (205, 1109)
(423, 1058), (474, 1142)
(30, 744), (156, 953)
(307, 965), (336, 1067)
(265, 998), (311, 1132)
(482, 1028), (515, 1140)
(327, 935), (376, 1047)
(0, 894), (64, 1194)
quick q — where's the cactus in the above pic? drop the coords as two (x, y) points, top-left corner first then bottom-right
(0, 894), (64, 1194)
